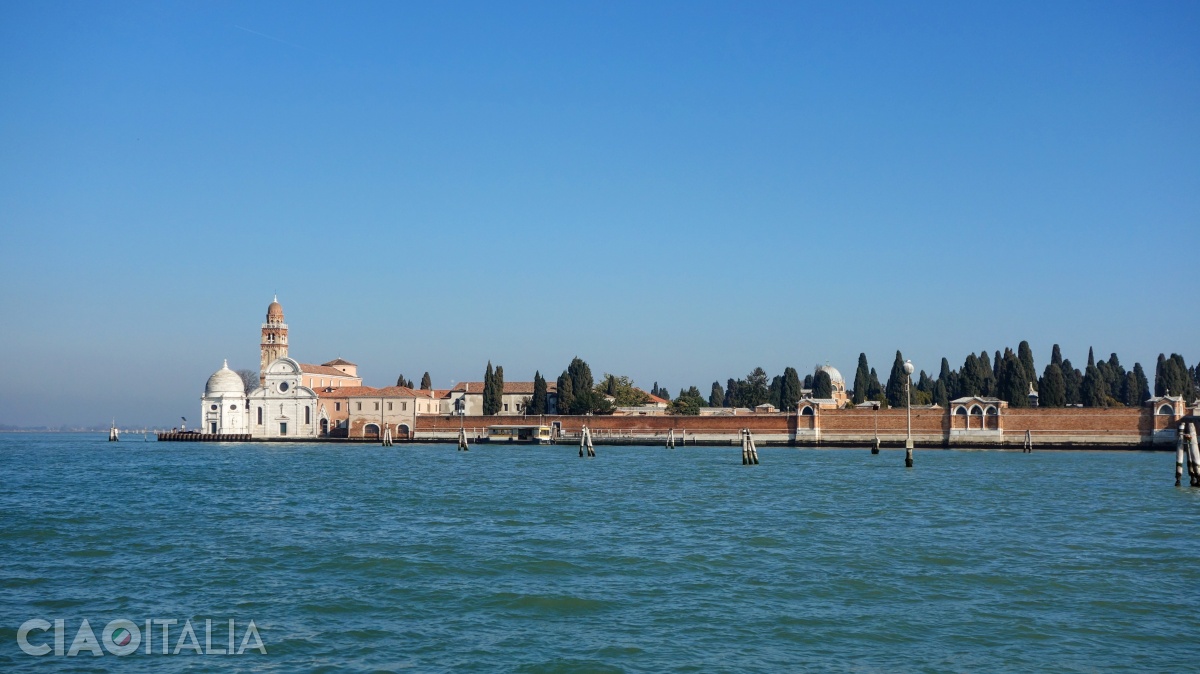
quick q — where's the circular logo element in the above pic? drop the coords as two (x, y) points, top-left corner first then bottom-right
(102, 619), (140, 656)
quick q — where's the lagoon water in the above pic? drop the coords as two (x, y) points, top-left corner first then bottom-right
(1, 434), (1199, 672)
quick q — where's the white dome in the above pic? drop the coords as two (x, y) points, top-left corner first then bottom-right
(205, 360), (245, 395)
(818, 365), (844, 385)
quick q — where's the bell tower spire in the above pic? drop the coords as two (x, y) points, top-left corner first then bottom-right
(260, 296), (288, 384)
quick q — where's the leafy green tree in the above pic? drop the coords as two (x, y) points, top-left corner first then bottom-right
(530, 371), (548, 415)
(736, 367), (770, 408)
(420, 372), (432, 390)
(1081, 364), (1108, 407)
(594, 374), (651, 406)
(669, 387), (704, 415)
(852, 353), (870, 404)
(884, 351), (908, 408)
(1039, 363), (1066, 407)
(813, 370), (833, 399)
(781, 367), (802, 411)
(709, 381), (724, 408)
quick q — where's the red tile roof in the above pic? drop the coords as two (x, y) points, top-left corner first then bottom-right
(300, 363), (361, 378)
(317, 386), (422, 398)
(322, 358), (357, 367)
(452, 381), (556, 394)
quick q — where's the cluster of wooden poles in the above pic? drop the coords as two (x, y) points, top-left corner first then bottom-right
(741, 429), (760, 465)
(579, 426), (595, 457)
(457, 427), (469, 451)
(381, 427), (394, 446)
(1177, 422), (1200, 487)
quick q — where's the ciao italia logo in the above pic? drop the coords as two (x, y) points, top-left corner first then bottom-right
(17, 618), (266, 656)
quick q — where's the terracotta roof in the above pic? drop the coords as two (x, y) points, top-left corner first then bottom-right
(317, 386), (422, 398)
(452, 381), (555, 394)
(322, 358), (357, 367)
(300, 363), (363, 378)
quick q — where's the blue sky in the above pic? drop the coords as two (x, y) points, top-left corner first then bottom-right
(1, 1), (1197, 426)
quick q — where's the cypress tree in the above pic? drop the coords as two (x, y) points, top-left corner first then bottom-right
(993, 350), (1003, 381)
(724, 378), (738, 407)
(530, 371), (547, 415)
(557, 371), (574, 415)
(813, 370), (834, 399)
(605, 375), (618, 397)
(1121, 371), (1140, 407)
(420, 372), (432, 390)
(483, 362), (496, 415)
(1132, 363), (1150, 405)
(768, 375), (783, 409)
(884, 351), (908, 408)
(979, 351), (995, 396)
(1155, 353), (1167, 396)
(1171, 354), (1191, 397)
(1018, 341), (1037, 389)
(1051, 344), (1063, 369)
(1087, 347), (1096, 369)
(781, 367), (802, 411)
(1062, 360), (1082, 405)
(803, 374), (814, 389)
(852, 354), (870, 404)
(960, 354), (981, 397)
(494, 366), (505, 412)
(396, 374), (413, 388)
(1039, 363), (1066, 407)
(1081, 364), (1108, 407)
(999, 352), (1029, 407)
(709, 381), (725, 408)
(868, 368), (883, 402)
(934, 380), (949, 408)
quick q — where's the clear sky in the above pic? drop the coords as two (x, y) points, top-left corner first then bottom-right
(1, 1), (1197, 427)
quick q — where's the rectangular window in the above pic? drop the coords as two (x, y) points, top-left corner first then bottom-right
(374, 402), (380, 411)
(387, 402), (393, 411)
(357, 402), (362, 411)
(335, 402), (341, 411)
(504, 404), (509, 412)
(257, 407), (263, 424)
(305, 406), (311, 424)
(210, 422), (217, 434)
(280, 422), (288, 435)
(402, 403), (407, 411)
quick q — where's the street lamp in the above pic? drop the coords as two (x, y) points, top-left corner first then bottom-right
(904, 359), (915, 467)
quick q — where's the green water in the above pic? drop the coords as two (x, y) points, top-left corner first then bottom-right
(1, 434), (1198, 672)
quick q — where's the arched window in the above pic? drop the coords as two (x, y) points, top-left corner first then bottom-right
(1158, 404), (1175, 416)
(985, 406), (998, 416)
(364, 423), (380, 439)
(801, 406), (815, 416)
(955, 406), (967, 416)
(970, 405), (984, 416)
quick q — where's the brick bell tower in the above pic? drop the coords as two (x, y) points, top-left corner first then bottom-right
(260, 295), (288, 385)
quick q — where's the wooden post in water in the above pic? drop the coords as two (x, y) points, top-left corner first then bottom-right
(666, 429), (675, 449)
(580, 426), (586, 457)
(1024, 430), (1032, 453)
(586, 427), (595, 457)
(741, 429), (749, 465)
(458, 427), (469, 451)
(748, 429), (759, 465)
(1175, 425), (1185, 486)
(1188, 423), (1200, 487)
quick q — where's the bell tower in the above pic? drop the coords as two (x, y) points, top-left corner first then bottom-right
(260, 295), (288, 384)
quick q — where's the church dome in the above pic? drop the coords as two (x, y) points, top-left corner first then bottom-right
(205, 360), (245, 395)
(266, 296), (284, 322)
(818, 365), (844, 386)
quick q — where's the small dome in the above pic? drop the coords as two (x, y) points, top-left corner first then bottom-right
(818, 365), (844, 385)
(266, 295), (284, 321)
(205, 360), (245, 395)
